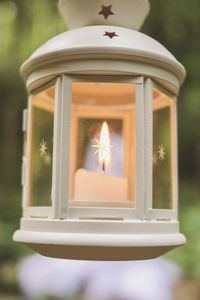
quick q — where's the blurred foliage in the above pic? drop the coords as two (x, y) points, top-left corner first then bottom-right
(0, 0), (200, 297)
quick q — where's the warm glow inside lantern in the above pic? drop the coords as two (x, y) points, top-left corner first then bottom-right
(71, 82), (136, 208)
(14, 0), (186, 260)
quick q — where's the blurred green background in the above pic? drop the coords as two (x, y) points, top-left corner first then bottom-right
(0, 0), (200, 299)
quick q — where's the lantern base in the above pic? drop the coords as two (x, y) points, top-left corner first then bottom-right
(13, 219), (186, 261)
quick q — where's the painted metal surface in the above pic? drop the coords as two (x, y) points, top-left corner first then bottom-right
(58, 0), (150, 31)
(21, 26), (185, 93)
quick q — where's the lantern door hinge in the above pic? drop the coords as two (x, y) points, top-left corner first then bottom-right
(22, 109), (28, 132)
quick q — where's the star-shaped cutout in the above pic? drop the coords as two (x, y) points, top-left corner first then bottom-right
(103, 31), (119, 39)
(39, 139), (48, 157)
(158, 144), (166, 161)
(99, 5), (114, 19)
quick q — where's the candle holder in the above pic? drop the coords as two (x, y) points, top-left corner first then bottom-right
(13, 0), (186, 260)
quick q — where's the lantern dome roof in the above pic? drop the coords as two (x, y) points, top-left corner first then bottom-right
(21, 25), (186, 92)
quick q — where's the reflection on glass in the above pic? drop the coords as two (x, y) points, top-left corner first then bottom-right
(70, 82), (136, 207)
(29, 85), (55, 207)
(153, 89), (173, 209)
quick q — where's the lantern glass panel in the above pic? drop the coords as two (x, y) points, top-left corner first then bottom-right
(153, 88), (173, 209)
(69, 82), (136, 208)
(28, 85), (55, 207)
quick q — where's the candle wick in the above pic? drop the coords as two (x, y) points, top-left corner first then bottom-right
(102, 161), (106, 173)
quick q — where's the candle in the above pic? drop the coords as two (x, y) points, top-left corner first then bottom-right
(74, 169), (128, 202)
(74, 121), (128, 203)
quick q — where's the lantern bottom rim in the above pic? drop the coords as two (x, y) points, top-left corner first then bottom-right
(13, 226), (186, 261)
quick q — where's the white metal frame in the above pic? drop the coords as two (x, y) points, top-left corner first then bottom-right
(52, 76), (72, 219)
(144, 79), (178, 221)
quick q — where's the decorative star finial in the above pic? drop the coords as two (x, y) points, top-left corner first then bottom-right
(103, 31), (119, 39)
(99, 5), (114, 19)
(158, 144), (166, 161)
(39, 139), (48, 157)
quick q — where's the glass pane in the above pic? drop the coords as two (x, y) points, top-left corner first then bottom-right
(70, 82), (136, 208)
(29, 85), (55, 206)
(153, 88), (173, 209)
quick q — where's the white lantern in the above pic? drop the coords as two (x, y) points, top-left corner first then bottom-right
(13, 0), (186, 260)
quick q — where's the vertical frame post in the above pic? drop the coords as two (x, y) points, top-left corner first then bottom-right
(52, 76), (72, 219)
(52, 77), (62, 218)
(135, 77), (145, 219)
(22, 96), (32, 211)
(144, 78), (153, 218)
(171, 100), (178, 219)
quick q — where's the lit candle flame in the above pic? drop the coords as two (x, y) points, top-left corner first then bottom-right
(92, 121), (112, 172)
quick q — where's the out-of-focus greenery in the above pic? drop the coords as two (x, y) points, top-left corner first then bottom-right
(0, 0), (200, 297)
(0, 0), (65, 295)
